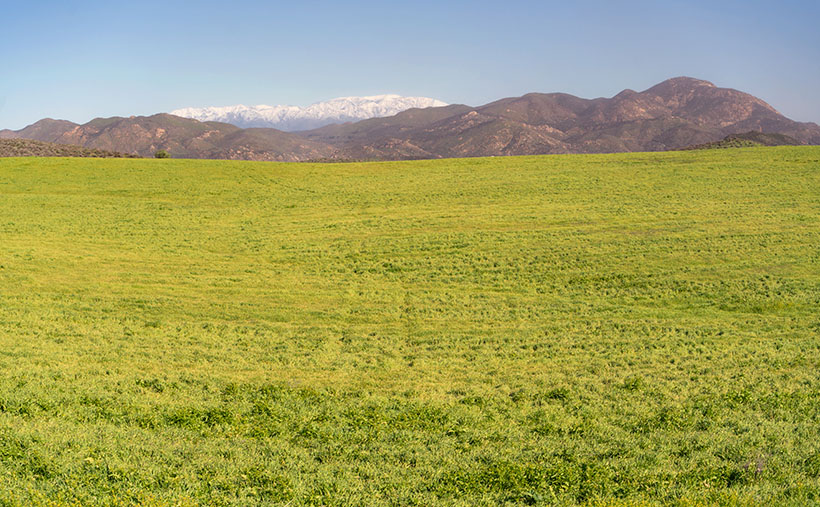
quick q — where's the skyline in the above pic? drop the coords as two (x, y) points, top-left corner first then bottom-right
(2, 0), (819, 130)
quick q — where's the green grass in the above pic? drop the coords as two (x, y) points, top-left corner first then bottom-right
(0, 147), (819, 506)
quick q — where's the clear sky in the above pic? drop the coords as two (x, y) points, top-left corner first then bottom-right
(2, 0), (819, 129)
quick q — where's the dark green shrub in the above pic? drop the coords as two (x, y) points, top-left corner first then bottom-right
(154, 150), (170, 159)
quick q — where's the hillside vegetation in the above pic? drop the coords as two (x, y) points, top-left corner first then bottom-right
(0, 148), (819, 505)
(0, 138), (138, 158)
(682, 132), (800, 150)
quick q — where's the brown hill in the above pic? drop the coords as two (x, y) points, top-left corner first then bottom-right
(0, 138), (138, 158)
(0, 118), (79, 142)
(4, 78), (818, 161)
(1, 114), (335, 161)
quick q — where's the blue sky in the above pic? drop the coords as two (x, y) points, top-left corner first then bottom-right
(2, 0), (819, 129)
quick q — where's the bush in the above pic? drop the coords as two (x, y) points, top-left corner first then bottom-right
(154, 150), (170, 159)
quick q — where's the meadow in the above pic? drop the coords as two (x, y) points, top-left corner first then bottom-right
(0, 148), (819, 506)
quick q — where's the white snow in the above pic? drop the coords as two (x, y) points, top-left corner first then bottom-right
(171, 95), (448, 131)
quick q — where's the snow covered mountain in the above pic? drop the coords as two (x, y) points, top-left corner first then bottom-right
(171, 95), (448, 131)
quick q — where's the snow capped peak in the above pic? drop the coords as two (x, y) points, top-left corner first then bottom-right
(170, 95), (448, 131)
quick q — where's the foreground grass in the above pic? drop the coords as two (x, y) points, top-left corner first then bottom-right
(0, 148), (819, 505)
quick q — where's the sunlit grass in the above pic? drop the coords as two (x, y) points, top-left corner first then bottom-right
(1, 147), (819, 505)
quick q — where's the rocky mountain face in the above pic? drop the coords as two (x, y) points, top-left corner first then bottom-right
(3, 78), (818, 161)
(170, 95), (449, 131)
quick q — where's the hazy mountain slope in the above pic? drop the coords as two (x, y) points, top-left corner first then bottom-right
(203, 128), (336, 161)
(0, 119), (80, 142)
(29, 114), (335, 161)
(48, 114), (240, 158)
(171, 95), (448, 131)
(2, 114), (335, 160)
(477, 93), (601, 129)
(395, 110), (569, 158)
(301, 104), (473, 145)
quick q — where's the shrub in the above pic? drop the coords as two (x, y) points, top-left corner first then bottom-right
(154, 150), (170, 159)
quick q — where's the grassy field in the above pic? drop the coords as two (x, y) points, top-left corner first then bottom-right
(0, 148), (819, 506)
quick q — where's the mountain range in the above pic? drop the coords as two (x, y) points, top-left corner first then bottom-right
(170, 95), (448, 131)
(2, 77), (818, 161)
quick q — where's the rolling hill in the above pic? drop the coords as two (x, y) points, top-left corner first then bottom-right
(0, 118), (79, 142)
(3, 77), (818, 160)
(2, 114), (335, 161)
